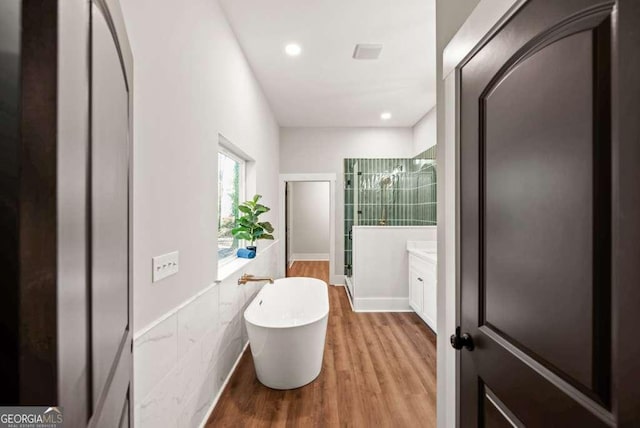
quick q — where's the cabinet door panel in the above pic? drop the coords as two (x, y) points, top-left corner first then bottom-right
(422, 268), (437, 330)
(410, 267), (424, 313)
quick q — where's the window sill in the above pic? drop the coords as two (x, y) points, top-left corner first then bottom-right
(217, 257), (253, 283)
(216, 240), (278, 283)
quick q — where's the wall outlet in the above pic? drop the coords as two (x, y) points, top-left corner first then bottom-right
(152, 251), (179, 283)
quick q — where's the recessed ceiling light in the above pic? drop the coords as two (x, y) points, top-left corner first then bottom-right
(285, 43), (302, 56)
(380, 112), (392, 120)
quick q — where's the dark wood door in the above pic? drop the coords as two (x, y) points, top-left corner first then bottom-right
(459, 0), (640, 426)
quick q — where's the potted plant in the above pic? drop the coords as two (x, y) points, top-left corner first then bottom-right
(231, 194), (275, 251)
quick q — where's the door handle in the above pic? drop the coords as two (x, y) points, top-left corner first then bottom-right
(450, 326), (474, 351)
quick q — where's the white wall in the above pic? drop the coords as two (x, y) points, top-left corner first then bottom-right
(413, 106), (437, 155)
(123, 0), (280, 330)
(280, 127), (415, 280)
(352, 226), (437, 311)
(120, 0), (279, 425)
(290, 181), (330, 258)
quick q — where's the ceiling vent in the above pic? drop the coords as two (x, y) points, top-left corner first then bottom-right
(352, 44), (383, 60)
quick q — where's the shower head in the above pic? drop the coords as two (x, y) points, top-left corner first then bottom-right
(380, 176), (392, 187)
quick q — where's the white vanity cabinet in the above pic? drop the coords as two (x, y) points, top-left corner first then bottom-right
(407, 245), (437, 333)
(409, 258), (425, 313)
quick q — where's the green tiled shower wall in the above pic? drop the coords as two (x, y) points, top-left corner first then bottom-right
(343, 146), (437, 276)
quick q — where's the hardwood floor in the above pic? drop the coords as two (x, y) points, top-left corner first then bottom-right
(286, 260), (331, 282)
(206, 261), (437, 427)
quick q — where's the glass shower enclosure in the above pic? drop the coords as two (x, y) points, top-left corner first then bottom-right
(343, 148), (437, 277)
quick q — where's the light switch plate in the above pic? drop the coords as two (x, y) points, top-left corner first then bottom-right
(153, 251), (179, 283)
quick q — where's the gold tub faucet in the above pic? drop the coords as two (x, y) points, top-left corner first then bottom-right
(238, 273), (274, 285)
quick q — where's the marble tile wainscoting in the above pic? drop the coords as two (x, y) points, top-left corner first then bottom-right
(133, 242), (279, 427)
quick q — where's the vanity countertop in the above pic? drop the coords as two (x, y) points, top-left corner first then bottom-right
(407, 240), (437, 264)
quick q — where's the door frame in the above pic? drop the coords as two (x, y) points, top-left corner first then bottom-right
(89, 0), (134, 426)
(439, 1), (535, 427)
(278, 174), (338, 284)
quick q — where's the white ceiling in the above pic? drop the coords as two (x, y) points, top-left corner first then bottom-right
(218, 0), (436, 127)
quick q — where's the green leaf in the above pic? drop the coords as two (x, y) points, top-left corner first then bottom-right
(231, 226), (248, 234)
(254, 204), (269, 214)
(238, 205), (251, 214)
(258, 222), (274, 233)
(260, 234), (275, 240)
(238, 217), (253, 226)
(234, 231), (253, 241)
(253, 194), (262, 203)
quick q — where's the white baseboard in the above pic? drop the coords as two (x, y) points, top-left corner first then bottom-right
(353, 297), (412, 312)
(342, 281), (355, 312)
(330, 274), (345, 285)
(198, 342), (249, 428)
(291, 253), (330, 261)
(416, 311), (437, 333)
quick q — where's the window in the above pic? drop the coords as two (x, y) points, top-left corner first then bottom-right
(218, 147), (245, 264)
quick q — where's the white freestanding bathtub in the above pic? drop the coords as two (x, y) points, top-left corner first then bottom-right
(244, 277), (329, 389)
